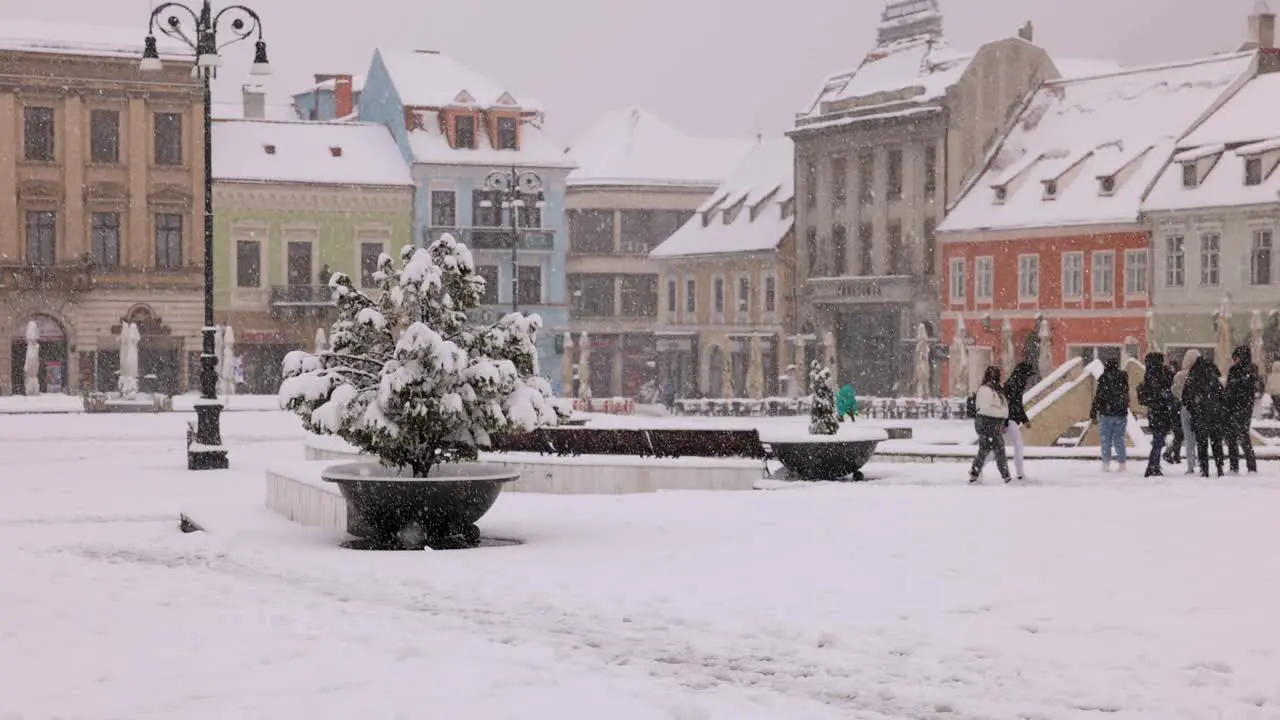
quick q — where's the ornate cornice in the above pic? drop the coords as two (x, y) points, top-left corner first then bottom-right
(213, 182), (412, 215)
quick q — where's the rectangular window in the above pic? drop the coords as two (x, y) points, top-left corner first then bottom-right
(924, 144), (937, 197)
(24, 107), (54, 161)
(1062, 252), (1084, 298)
(567, 209), (614, 253)
(154, 213), (183, 269)
(685, 278), (696, 313)
(858, 222), (873, 275)
(1199, 231), (1220, 286)
(765, 276), (776, 313)
(359, 242), (384, 288)
(90, 212), (120, 268)
(568, 274), (615, 316)
(471, 190), (500, 227)
(1181, 163), (1197, 188)
(1124, 249), (1148, 295)
(975, 256), (993, 301)
(858, 152), (874, 205)
(477, 265), (500, 305)
(496, 116), (518, 150)
(831, 224), (847, 276)
(430, 190), (456, 226)
(666, 278), (677, 313)
(1252, 228), (1273, 285)
(804, 160), (817, 209)
(1018, 254), (1040, 300)
(236, 239), (261, 288)
(516, 265), (542, 305)
(887, 219), (904, 274)
(1245, 157), (1263, 186)
(26, 211), (56, 266)
(455, 115), (475, 149)
(806, 227), (819, 277)
(621, 210), (687, 254)
(713, 277), (725, 314)
(620, 274), (658, 317)
(949, 258), (965, 302)
(285, 240), (311, 286)
(154, 112), (182, 166)
(517, 196), (542, 229)
(832, 156), (847, 205)
(887, 148), (903, 201)
(1165, 235), (1185, 287)
(90, 110), (120, 164)
(737, 276), (750, 313)
(1092, 251), (1115, 297)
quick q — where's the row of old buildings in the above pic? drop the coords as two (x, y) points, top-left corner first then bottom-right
(5, 1), (1280, 398)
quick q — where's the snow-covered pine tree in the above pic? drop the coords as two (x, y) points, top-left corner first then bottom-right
(808, 359), (838, 435)
(280, 234), (566, 478)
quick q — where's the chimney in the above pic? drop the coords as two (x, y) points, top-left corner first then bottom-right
(242, 83), (266, 119)
(1250, 1), (1276, 49)
(333, 74), (354, 119)
(1018, 20), (1034, 42)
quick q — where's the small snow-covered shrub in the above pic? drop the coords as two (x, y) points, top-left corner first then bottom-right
(808, 360), (838, 436)
(280, 234), (565, 477)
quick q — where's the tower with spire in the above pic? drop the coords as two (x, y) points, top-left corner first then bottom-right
(877, 0), (944, 45)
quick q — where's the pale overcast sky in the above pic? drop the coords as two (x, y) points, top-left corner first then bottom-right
(0, 0), (1252, 144)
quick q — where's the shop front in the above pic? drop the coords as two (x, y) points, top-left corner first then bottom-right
(655, 332), (698, 399)
(10, 314), (69, 394)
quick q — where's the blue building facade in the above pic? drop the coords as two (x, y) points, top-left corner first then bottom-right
(356, 49), (575, 393)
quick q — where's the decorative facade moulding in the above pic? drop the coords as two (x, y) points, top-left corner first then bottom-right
(18, 180), (64, 202)
(147, 186), (194, 208)
(215, 184), (410, 214)
(84, 182), (130, 204)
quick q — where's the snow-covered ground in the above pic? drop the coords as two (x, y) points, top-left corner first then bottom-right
(3, 410), (1280, 718)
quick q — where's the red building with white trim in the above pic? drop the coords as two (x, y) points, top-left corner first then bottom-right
(935, 51), (1256, 392)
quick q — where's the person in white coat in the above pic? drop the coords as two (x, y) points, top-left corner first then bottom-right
(969, 365), (1012, 484)
(1171, 349), (1200, 474)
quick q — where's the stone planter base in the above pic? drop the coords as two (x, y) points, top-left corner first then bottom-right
(321, 462), (519, 550)
(767, 440), (880, 481)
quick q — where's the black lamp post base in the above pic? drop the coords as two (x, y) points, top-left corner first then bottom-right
(188, 401), (228, 470)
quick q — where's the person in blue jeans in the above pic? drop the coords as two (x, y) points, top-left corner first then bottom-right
(1090, 357), (1131, 472)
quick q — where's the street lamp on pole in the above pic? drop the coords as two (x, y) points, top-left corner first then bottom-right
(140, 1), (271, 470)
(479, 167), (545, 313)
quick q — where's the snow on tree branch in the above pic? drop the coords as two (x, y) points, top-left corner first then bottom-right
(280, 233), (566, 477)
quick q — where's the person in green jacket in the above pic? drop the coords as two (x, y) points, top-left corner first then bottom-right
(836, 383), (858, 421)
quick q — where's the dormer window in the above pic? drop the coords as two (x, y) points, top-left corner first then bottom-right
(1246, 157), (1263, 186)
(455, 115), (475, 150)
(263, 144), (276, 155)
(1043, 179), (1058, 199)
(993, 185), (1008, 204)
(496, 116), (518, 151)
(1099, 176), (1116, 195)
(329, 146), (342, 157)
(1182, 163), (1198, 188)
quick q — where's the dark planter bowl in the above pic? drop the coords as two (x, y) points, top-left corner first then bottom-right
(767, 440), (880, 481)
(322, 462), (519, 550)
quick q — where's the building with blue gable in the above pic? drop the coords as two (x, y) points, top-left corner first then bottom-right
(291, 74), (363, 121)
(298, 50), (576, 393)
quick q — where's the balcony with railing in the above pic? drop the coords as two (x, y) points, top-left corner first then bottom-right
(0, 263), (93, 294)
(425, 227), (555, 252)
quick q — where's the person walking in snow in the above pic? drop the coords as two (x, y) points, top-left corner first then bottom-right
(1090, 357), (1130, 473)
(1137, 352), (1176, 478)
(1184, 354), (1226, 478)
(1001, 360), (1035, 482)
(1163, 357), (1184, 465)
(1266, 360), (1280, 420)
(1224, 345), (1262, 474)
(1171, 349), (1200, 474)
(968, 366), (1012, 484)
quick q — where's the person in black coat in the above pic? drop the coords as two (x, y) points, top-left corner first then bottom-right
(1001, 360), (1035, 481)
(1223, 345), (1262, 474)
(1091, 357), (1131, 472)
(1136, 352), (1176, 477)
(1183, 355), (1226, 477)
(1163, 357), (1184, 465)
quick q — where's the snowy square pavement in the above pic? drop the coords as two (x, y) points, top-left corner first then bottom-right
(2, 411), (1279, 719)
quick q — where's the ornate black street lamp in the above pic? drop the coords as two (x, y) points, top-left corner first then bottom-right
(478, 168), (545, 313)
(140, 1), (271, 470)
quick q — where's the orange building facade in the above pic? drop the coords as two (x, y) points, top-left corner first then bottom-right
(938, 227), (1151, 391)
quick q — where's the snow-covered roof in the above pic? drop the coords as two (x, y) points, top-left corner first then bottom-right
(1052, 56), (1125, 80)
(403, 109), (574, 168)
(380, 49), (538, 111)
(1145, 71), (1280, 213)
(292, 74), (367, 97)
(649, 138), (794, 260)
(939, 51), (1255, 234)
(0, 20), (188, 60)
(566, 107), (753, 188)
(212, 120), (413, 188)
(798, 36), (971, 122)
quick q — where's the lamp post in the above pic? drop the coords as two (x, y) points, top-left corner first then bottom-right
(479, 167), (546, 313)
(140, 1), (271, 470)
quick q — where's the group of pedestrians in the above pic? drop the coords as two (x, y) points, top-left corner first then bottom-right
(1136, 345), (1264, 477)
(966, 345), (1268, 483)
